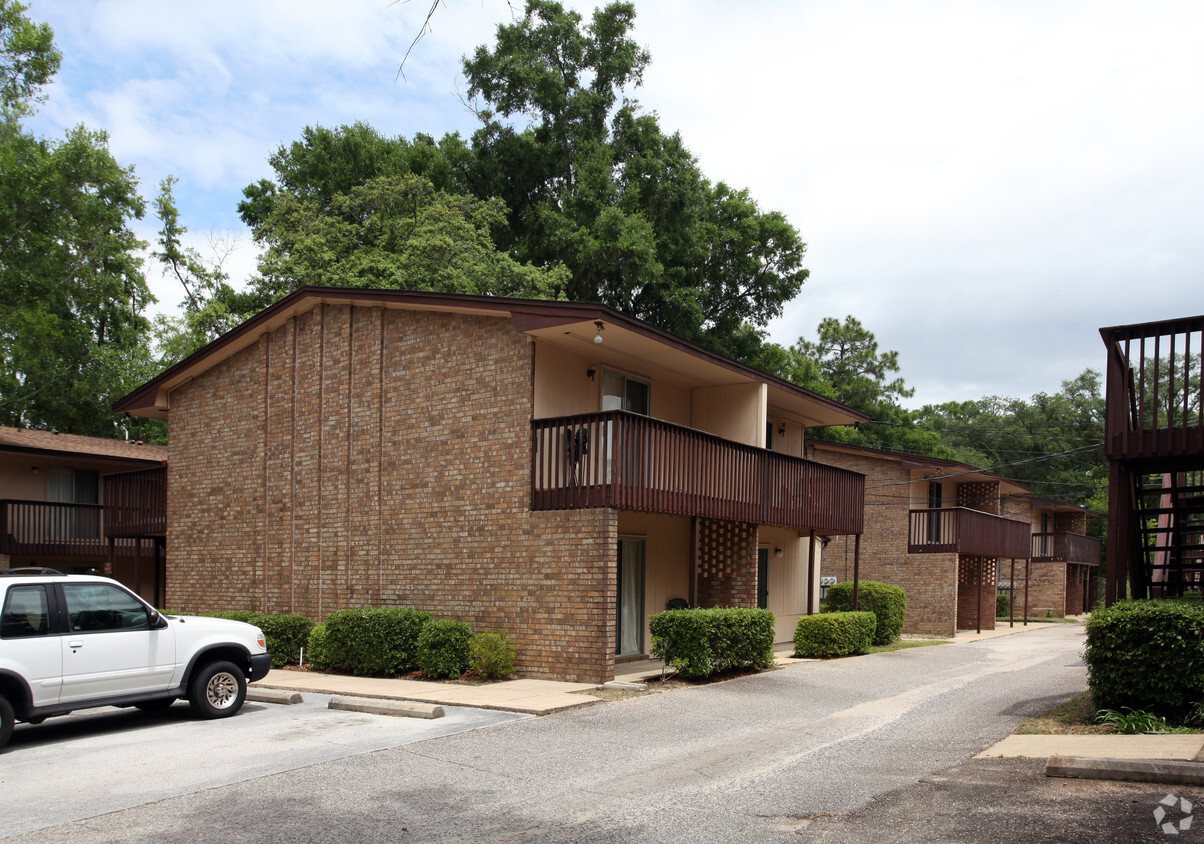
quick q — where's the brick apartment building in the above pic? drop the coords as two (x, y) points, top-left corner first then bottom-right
(807, 440), (1037, 637)
(114, 288), (868, 682)
(1021, 497), (1100, 617)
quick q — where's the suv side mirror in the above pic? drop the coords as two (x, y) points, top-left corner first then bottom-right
(148, 609), (169, 629)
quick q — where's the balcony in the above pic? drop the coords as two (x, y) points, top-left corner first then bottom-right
(1031, 531), (1101, 565)
(2, 501), (115, 557)
(908, 507), (1031, 558)
(531, 411), (864, 534)
(104, 466), (167, 538)
(1102, 315), (1204, 468)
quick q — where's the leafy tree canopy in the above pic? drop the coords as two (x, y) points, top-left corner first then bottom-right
(0, 0), (161, 439)
(914, 369), (1106, 507)
(237, 0), (808, 360)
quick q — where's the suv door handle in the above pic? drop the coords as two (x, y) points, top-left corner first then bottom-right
(68, 641), (84, 648)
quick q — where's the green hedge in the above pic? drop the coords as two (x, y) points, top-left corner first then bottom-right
(823, 581), (906, 645)
(1084, 599), (1204, 719)
(649, 607), (775, 679)
(996, 594), (1010, 618)
(470, 632), (516, 680)
(194, 611), (313, 669)
(306, 623), (333, 671)
(793, 611), (876, 658)
(416, 618), (474, 679)
(322, 607), (433, 676)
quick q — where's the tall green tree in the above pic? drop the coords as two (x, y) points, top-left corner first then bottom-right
(0, 0), (160, 439)
(914, 369), (1106, 506)
(238, 1), (808, 360)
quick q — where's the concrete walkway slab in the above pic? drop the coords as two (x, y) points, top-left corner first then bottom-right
(253, 670), (601, 716)
(978, 734), (1204, 761)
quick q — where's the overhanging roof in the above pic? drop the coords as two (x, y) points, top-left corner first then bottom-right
(807, 439), (1033, 495)
(0, 426), (167, 465)
(113, 287), (868, 427)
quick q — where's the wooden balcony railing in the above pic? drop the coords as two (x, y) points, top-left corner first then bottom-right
(907, 507), (1031, 558)
(1031, 531), (1102, 565)
(1102, 315), (1204, 463)
(531, 411), (864, 533)
(103, 466), (167, 537)
(2, 500), (108, 556)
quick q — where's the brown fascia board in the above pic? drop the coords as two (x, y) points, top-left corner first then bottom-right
(807, 438), (1033, 493)
(0, 442), (166, 466)
(113, 286), (867, 424)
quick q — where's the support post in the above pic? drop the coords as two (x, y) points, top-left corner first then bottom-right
(852, 534), (861, 611)
(1024, 556), (1031, 626)
(806, 529), (817, 615)
(1009, 557), (1016, 628)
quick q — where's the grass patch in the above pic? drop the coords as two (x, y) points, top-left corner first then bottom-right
(1015, 691), (1204, 735)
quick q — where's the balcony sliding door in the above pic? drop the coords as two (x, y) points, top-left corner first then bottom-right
(616, 537), (646, 656)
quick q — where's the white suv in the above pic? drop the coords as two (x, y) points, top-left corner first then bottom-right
(0, 569), (272, 750)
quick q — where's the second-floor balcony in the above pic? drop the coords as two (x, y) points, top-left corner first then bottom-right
(531, 411), (864, 534)
(1, 501), (142, 557)
(1031, 531), (1102, 565)
(1102, 315), (1204, 466)
(908, 507), (1031, 558)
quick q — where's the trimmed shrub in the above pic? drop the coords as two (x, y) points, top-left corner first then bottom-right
(198, 610), (313, 668)
(823, 581), (906, 645)
(793, 611), (876, 658)
(470, 632), (516, 680)
(322, 607), (433, 676)
(649, 607), (775, 679)
(996, 594), (1010, 618)
(1084, 599), (1204, 719)
(416, 618), (474, 679)
(306, 623), (333, 671)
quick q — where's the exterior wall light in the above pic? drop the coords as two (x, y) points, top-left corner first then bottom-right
(593, 320), (604, 344)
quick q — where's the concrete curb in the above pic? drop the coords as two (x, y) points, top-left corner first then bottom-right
(328, 696), (444, 719)
(1046, 755), (1204, 786)
(247, 688), (303, 705)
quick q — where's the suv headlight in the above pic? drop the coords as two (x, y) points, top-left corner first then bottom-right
(255, 629), (266, 650)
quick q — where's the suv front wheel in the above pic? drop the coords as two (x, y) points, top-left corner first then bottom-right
(188, 661), (247, 719)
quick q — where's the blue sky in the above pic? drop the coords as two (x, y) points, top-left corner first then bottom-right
(22, 0), (1204, 407)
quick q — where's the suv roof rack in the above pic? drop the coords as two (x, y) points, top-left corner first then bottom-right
(1, 567), (66, 577)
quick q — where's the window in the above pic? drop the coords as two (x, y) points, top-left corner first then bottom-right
(63, 583), (150, 632)
(1, 585), (49, 638)
(602, 370), (650, 415)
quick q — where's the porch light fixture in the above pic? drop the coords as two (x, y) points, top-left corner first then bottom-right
(777, 423), (786, 436)
(593, 320), (605, 344)
(30, 466), (39, 475)
(586, 367), (597, 380)
(774, 547), (783, 557)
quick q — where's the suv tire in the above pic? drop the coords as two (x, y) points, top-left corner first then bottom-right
(0, 694), (14, 750)
(188, 661), (246, 719)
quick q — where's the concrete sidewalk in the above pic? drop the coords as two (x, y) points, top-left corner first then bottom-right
(251, 620), (1073, 716)
(253, 671), (601, 715)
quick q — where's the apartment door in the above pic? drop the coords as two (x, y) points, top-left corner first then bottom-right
(616, 538), (646, 656)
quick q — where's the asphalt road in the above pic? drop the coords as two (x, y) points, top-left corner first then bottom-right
(5, 625), (1097, 843)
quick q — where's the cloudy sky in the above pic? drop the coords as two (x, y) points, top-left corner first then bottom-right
(23, 0), (1204, 408)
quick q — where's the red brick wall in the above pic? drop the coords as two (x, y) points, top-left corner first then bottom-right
(168, 304), (619, 682)
(698, 519), (757, 607)
(1026, 562), (1069, 618)
(810, 449), (959, 637)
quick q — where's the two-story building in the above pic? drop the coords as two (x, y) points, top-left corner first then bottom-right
(1, 426), (167, 604)
(1020, 496), (1100, 617)
(807, 440), (1034, 637)
(113, 288), (868, 683)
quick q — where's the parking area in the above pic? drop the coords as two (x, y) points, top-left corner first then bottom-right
(0, 693), (530, 839)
